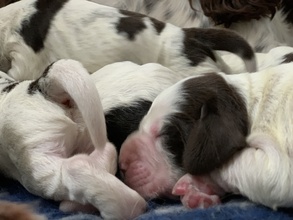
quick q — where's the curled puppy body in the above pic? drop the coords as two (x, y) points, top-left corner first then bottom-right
(119, 62), (293, 209)
(0, 0), (255, 81)
(0, 60), (146, 220)
(99, 48), (293, 156)
(91, 0), (293, 53)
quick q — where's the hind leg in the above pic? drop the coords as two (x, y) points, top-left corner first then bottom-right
(16, 143), (146, 219)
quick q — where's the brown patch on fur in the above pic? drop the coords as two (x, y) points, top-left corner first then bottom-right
(281, 53), (293, 64)
(0, 0), (19, 8)
(0, 201), (46, 220)
(189, 0), (281, 27)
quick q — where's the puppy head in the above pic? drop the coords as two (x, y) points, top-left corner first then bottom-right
(198, 0), (281, 27)
(159, 73), (249, 175)
(119, 73), (249, 198)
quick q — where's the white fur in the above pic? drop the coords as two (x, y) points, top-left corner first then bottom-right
(0, 0), (254, 81)
(200, 63), (293, 209)
(92, 61), (184, 112)
(91, 0), (293, 52)
(0, 59), (146, 219)
(222, 46), (293, 74)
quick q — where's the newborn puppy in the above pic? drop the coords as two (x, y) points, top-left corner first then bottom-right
(0, 59), (146, 220)
(172, 63), (293, 209)
(100, 47), (293, 152)
(0, 0), (255, 81)
(92, 0), (293, 53)
(119, 56), (293, 206)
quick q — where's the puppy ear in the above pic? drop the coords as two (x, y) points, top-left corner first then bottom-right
(182, 74), (248, 175)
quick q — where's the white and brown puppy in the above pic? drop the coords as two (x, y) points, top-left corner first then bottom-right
(100, 47), (293, 154)
(0, 0), (256, 81)
(0, 59), (146, 220)
(119, 61), (293, 209)
(91, 0), (293, 53)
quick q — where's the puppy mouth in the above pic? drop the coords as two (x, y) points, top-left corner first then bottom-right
(120, 160), (176, 199)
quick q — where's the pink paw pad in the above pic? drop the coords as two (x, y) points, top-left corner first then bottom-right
(180, 188), (220, 209)
(172, 174), (221, 209)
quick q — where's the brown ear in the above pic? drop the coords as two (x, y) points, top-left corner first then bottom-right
(199, 0), (281, 27)
(182, 74), (249, 175)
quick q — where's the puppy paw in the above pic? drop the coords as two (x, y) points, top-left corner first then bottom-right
(172, 174), (221, 209)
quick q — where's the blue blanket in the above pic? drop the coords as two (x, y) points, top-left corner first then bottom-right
(1, 175), (293, 220)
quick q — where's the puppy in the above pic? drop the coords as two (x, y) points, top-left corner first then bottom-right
(119, 48), (293, 206)
(0, 59), (146, 220)
(92, 0), (293, 52)
(100, 47), (293, 153)
(0, 0), (256, 81)
(172, 63), (293, 209)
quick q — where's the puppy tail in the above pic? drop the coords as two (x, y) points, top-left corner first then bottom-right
(36, 59), (108, 150)
(184, 28), (257, 72)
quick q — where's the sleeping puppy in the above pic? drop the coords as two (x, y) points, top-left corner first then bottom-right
(0, 59), (146, 220)
(0, 0), (256, 81)
(172, 62), (293, 209)
(101, 47), (293, 153)
(92, 0), (293, 53)
(119, 52), (293, 206)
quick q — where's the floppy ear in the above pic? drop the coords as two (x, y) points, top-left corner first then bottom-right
(182, 75), (248, 175)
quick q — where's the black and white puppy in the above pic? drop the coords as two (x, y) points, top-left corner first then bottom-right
(0, 59), (146, 220)
(0, 0), (255, 81)
(119, 48), (293, 209)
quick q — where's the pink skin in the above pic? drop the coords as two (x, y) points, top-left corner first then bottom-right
(172, 174), (225, 209)
(119, 130), (182, 199)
